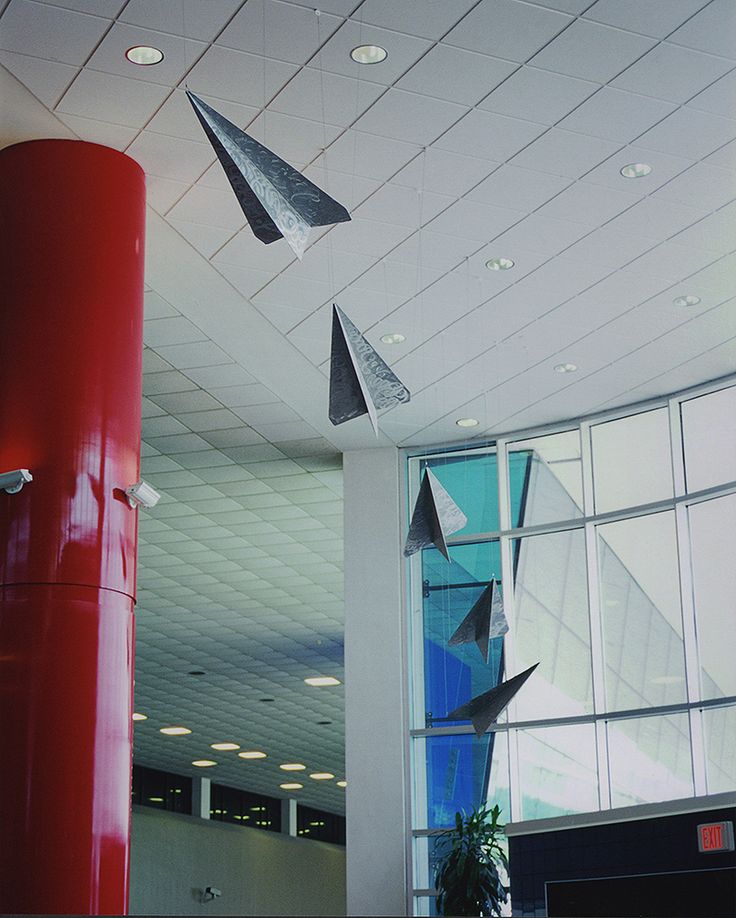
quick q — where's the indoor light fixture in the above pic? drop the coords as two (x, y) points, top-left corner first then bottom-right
(238, 750), (267, 760)
(279, 763), (306, 771)
(456, 418), (479, 428)
(0, 468), (33, 494)
(125, 480), (161, 509)
(350, 44), (388, 65)
(673, 294), (701, 307)
(337, 780), (347, 788)
(210, 742), (240, 751)
(304, 676), (341, 686)
(309, 773), (335, 780)
(125, 45), (164, 66)
(620, 162), (652, 179)
(192, 760), (217, 768)
(554, 363), (577, 374)
(160, 726), (192, 736)
(380, 333), (405, 345)
(485, 257), (514, 271)
(280, 783), (303, 790)
(132, 712), (148, 722)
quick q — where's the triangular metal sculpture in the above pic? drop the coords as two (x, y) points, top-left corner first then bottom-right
(186, 91), (351, 259)
(448, 578), (508, 663)
(447, 663), (539, 738)
(403, 468), (467, 561)
(328, 304), (411, 435)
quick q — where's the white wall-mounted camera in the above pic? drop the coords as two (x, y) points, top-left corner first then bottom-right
(203, 886), (222, 901)
(0, 469), (33, 494)
(124, 480), (161, 510)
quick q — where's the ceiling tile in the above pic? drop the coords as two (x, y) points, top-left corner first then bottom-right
(213, 384), (280, 408)
(267, 66), (384, 127)
(611, 43), (734, 105)
(186, 45), (298, 107)
(444, 0), (573, 62)
(478, 65), (597, 125)
(212, 226), (297, 272)
(218, 0), (342, 64)
(653, 162), (736, 212)
(150, 390), (224, 414)
(583, 0), (710, 38)
(177, 409), (244, 432)
(144, 316), (208, 348)
(392, 148), (495, 198)
(154, 341), (232, 369)
(144, 432), (214, 453)
(0, 0), (110, 65)
(397, 45), (516, 106)
(316, 129), (420, 182)
(636, 107), (736, 160)
(245, 109), (342, 164)
(216, 263), (275, 299)
(534, 181), (640, 226)
(356, 0), (476, 40)
(167, 221), (236, 259)
(127, 130), (215, 182)
(559, 87), (676, 143)
(328, 216), (412, 258)
(142, 370), (199, 396)
(434, 108), (545, 161)
(203, 427), (267, 449)
(39, 0), (124, 13)
(509, 128), (621, 178)
(141, 415), (190, 438)
(425, 198), (523, 242)
(145, 175), (190, 215)
(0, 49), (77, 107)
(147, 89), (259, 143)
(56, 70), (170, 128)
(487, 212), (590, 256)
(670, 202), (736, 254)
(525, 0), (590, 11)
(55, 112), (137, 149)
(85, 23), (207, 86)
(355, 182), (453, 228)
(668, 0), (736, 61)
(353, 88), (468, 146)
(530, 19), (655, 83)
(688, 69), (736, 118)
(281, 0), (354, 13)
(183, 364), (257, 389)
(466, 164), (570, 212)
(167, 184), (247, 229)
(604, 196), (703, 242)
(119, 0), (242, 41)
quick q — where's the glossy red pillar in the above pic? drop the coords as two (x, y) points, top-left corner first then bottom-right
(0, 140), (145, 915)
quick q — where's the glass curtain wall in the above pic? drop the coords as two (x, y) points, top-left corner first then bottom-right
(406, 378), (736, 916)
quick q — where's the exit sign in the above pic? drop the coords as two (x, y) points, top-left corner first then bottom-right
(697, 821), (735, 853)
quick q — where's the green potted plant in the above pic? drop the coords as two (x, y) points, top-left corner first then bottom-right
(434, 804), (509, 917)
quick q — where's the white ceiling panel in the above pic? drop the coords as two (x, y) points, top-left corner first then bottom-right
(56, 111), (136, 149)
(636, 107), (736, 161)
(466, 164), (571, 212)
(168, 220), (237, 259)
(425, 198), (523, 242)
(534, 180), (640, 226)
(56, 69), (170, 127)
(392, 147), (496, 198)
(119, 0), (242, 41)
(356, 0), (476, 40)
(653, 162), (736, 213)
(668, 0), (736, 61)
(0, 49), (77, 107)
(186, 44), (298, 107)
(583, 144), (693, 192)
(353, 88), (468, 146)
(147, 89), (258, 143)
(509, 128), (621, 178)
(434, 108), (546, 161)
(478, 65), (598, 125)
(582, 0), (710, 39)
(611, 43), (734, 105)
(355, 181), (454, 228)
(85, 23), (207, 86)
(167, 184), (247, 229)
(396, 44), (516, 106)
(127, 130), (215, 182)
(241, 108), (343, 165)
(315, 128), (420, 181)
(39, 0), (124, 14)
(145, 175), (191, 215)
(154, 340), (234, 370)
(144, 316), (208, 348)
(688, 68), (736, 118)
(558, 87), (677, 143)
(267, 66), (383, 126)
(0, 0), (110, 64)
(212, 226), (297, 272)
(486, 211), (590, 257)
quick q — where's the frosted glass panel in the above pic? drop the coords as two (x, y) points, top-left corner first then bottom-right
(703, 705), (736, 795)
(507, 429), (584, 525)
(681, 386), (736, 492)
(689, 495), (736, 698)
(591, 408), (673, 512)
(598, 512), (686, 710)
(517, 723), (598, 820)
(607, 714), (693, 807)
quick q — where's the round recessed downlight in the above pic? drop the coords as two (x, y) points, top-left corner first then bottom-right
(456, 417), (479, 428)
(304, 676), (341, 687)
(554, 363), (577, 374)
(210, 742), (240, 751)
(380, 333), (406, 345)
(350, 44), (388, 65)
(673, 294), (701, 307)
(280, 782), (303, 790)
(620, 162), (652, 179)
(238, 750), (267, 760)
(485, 257), (514, 271)
(125, 45), (164, 66)
(192, 760), (217, 768)
(309, 772), (335, 780)
(280, 762), (306, 771)
(337, 780), (347, 788)
(160, 726), (192, 736)
(132, 712), (148, 721)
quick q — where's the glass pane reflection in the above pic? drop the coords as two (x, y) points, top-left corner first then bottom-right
(517, 723), (598, 820)
(681, 386), (736, 492)
(607, 713), (693, 807)
(703, 705), (736, 795)
(508, 429), (584, 526)
(598, 512), (687, 711)
(591, 408), (674, 513)
(512, 529), (593, 719)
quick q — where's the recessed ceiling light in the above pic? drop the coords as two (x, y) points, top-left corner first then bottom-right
(380, 333), (405, 345)
(160, 726), (192, 736)
(485, 257), (514, 271)
(309, 772), (335, 780)
(620, 162), (652, 179)
(554, 363), (577, 374)
(259, 697), (275, 702)
(456, 418), (479, 428)
(125, 45), (164, 66)
(280, 783), (303, 790)
(350, 44), (388, 65)
(192, 760), (217, 768)
(238, 750), (267, 760)
(132, 712), (148, 721)
(148, 796), (165, 803)
(304, 676), (341, 687)
(337, 780), (347, 788)
(280, 763), (306, 771)
(673, 294), (701, 307)
(188, 670), (206, 676)
(210, 742), (240, 751)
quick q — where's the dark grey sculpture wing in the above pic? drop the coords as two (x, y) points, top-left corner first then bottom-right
(448, 578), (508, 662)
(187, 91), (350, 259)
(403, 468), (467, 561)
(328, 304), (410, 435)
(447, 663), (539, 737)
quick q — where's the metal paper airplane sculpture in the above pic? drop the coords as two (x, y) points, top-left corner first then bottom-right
(447, 663), (539, 737)
(448, 578), (508, 663)
(403, 468), (467, 561)
(186, 91), (351, 259)
(328, 304), (411, 435)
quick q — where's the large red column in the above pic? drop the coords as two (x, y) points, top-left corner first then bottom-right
(0, 140), (145, 914)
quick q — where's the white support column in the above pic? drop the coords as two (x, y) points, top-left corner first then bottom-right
(343, 447), (409, 917)
(192, 776), (211, 820)
(281, 797), (297, 837)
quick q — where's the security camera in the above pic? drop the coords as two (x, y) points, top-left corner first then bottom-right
(203, 886), (222, 901)
(0, 469), (33, 494)
(125, 480), (161, 510)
